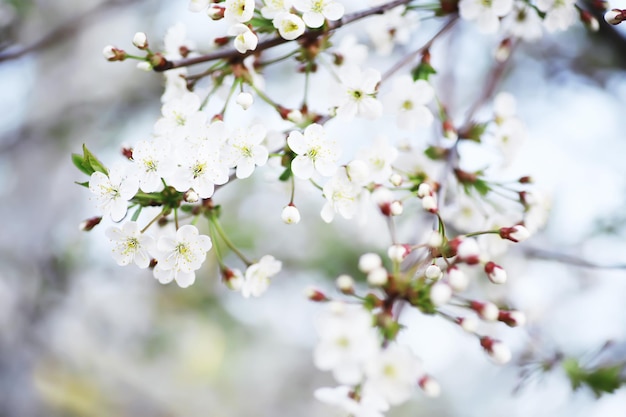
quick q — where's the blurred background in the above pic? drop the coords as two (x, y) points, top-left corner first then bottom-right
(1, 0), (626, 416)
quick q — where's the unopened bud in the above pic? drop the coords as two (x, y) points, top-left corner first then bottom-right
(222, 267), (244, 291)
(281, 205), (301, 224)
(184, 189), (199, 203)
(336, 274), (355, 293)
(418, 375), (441, 397)
(359, 253), (382, 273)
(427, 231), (443, 248)
(387, 244), (410, 262)
(287, 109), (304, 123)
(425, 264), (442, 280)
(480, 337), (512, 364)
(389, 173), (403, 186)
(470, 300), (499, 321)
(447, 266), (469, 292)
(305, 286), (328, 302)
(421, 195), (438, 213)
(367, 267), (388, 286)
(136, 61), (152, 71)
(236, 92), (254, 110)
(454, 237), (480, 264)
(132, 32), (148, 49)
(499, 225), (530, 242)
(207, 4), (225, 20)
(390, 200), (403, 216)
(443, 119), (458, 141)
(498, 310), (526, 327)
(430, 282), (452, 306)
(604, 8), (626, 25)
(79, 216), (102, 231)
(495, 38), (512, 62)
(484, 261), (507, 284)
(417, 182), (432, 198)
(457, 316), (478, 333)
(102, 45), (125, 61)
(580, 10), (600, 31)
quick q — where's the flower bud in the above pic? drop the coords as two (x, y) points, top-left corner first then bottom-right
(136, 61), (152, 72)
(470, 301), (499, 321)
(498, 310), (526, 327)
(102, 45), (125, 61)
(499, 225), (530, 242)
(387, 244), (409, 262)
(184, 189), (199, 203)
(287, 109), (303, 123)
(425, 264), (442, 280)
(446, 266), (469, 292)
(222, 267), (244, 291)
(132, 32), (148, 49)
(417, 182), (432, 198)
(580, 10), (600, 31)
(367, 267), (388, 286)
(427, 231), (443, 248)
(480, 337), (511, 364)
(454, 237), (480, 264)
(336, 274), (355, 293)
(389, 173), (403, 186)
(281, 205), (301, 224)
(236, 92), (254, 110)
(207, 4), (225, 20)
(418, 376), (441, 397)
(430, 282), (452, 306)
(456, 316), (478, 333)
(359, 253), (382, 273)
(305, 286), (328, 302)
(484, 261), (507, 284)
(390, 200), (403, 216)
(604, 8), (625, 25)
(79, 216), (102, 231)
(421, 195), (438, 213)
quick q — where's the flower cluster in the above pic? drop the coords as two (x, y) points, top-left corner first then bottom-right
(75, 0), (612, 412)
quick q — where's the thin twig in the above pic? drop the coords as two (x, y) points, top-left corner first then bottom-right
(522, 246), (626, 270)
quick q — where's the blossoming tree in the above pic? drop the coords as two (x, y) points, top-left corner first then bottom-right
(71, 0), (626, 414)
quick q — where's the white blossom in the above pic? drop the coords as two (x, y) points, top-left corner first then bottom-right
(315, 386), (389, 417)
(320, 169), (365, 223)
(89, 165), (139, 222)
(287, 123), (340, 179)
(261, 0), (292, 19)
(273, 12), (306, 40)
(314, 303), (380, 384)
(293, 0), (345, 28)
(105, 221), (155, 268)
(384, 76), (435, 130)
(152, 225), (212, 288)
(459, 0), (513, 33)
(188, 0), (210, 12)
(228, 23), (258, 54)
(355, 136), (398, 184)
(334, 65), (383, 120)
(235, 91), (254, 109)
(132, 139), (175, 192)
(281, 205), (301, 224)
(223, 124), (268, 179)
(366, 7), (418, 55)
(241, 255), (282, 298)
(224, 0), (255, 22)
(536, 0), (577, 32)
(168, 142), (229, 198)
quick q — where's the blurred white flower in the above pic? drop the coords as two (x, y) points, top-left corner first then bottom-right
(293, 0), (345, 28)
(242, 255), (282, 298)
(334, 65), (383, 120)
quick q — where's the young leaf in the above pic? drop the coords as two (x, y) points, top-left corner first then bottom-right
(82, 144), (109, 175)
(72, 153), (93, 176)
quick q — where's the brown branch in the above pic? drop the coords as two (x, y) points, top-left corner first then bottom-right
(0, 0), (140, 63)
(522, 246), (626, 270)
(154, 0), (415, 72)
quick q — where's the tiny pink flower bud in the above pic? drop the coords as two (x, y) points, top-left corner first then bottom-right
(430, 282), (452, 306)
(447, 266), (469, 292)
(470, 301), (499, 321)
(359, 253), (382, 273)
(390, 200), (403, 216)
(236, 92), (254, 110)
(443, 119), (458, 140)
(132, 32), (148, 49)
(102, 45), (125, 61)
(498, 310), (526, 327)
(367, 267), (389, 286)
(287, 109), (303, 123)
(389, 173), (403, 186)
(425, 264), (442, 280)
(419, 375), (441, 397)
(456, 316), (478, 333)
(455, 237), (480, 264)
(499, 225), (530, 242)
(417, 182), (432, 198)
(184, 189), (199, 203)
(281, 204), (301, 224)
(335, 274), (355, 293)
(580, 10), (600, 31)
(484, 261), (507, 284)
(421, 195), (438, 213)
(604, 8), (625, 25)
(480, 337), (512, 364)
(387, 244), (410, 262)
(207, 4), (225, 20)
(427, 231), (443, 248)
(222, 267), (244, 291)
(305, 286), (328, 302)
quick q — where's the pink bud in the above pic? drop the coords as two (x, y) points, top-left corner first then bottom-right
(484, 261), (507, 284)
(480, 337), (511, 364)
(499, 225), (530, 242)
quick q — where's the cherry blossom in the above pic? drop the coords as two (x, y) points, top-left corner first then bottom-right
(89, 164), (139, 222)
(383, 76), (434, 130)
(287, 123), (340, 179)
(241, 255), (282, 298)
(223, 125), (269, 179)
(152, 225), (213, 288)
(105, 221), (155, 268)
(131, 139), (175, 192)
(228, 23), (258, 54)
(459, 0), (514, 33)
(273, 12), (306, 40)
(334, 65), (383, 120)
(293, 0), (345, 28)
(224, 0), (255, 23)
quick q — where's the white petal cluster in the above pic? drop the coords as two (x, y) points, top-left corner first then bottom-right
(334, 65), (383, 120)
(224, 0), (255, 22)
(503, 1), (543, 41)
(293, 0), (345, 28)
(366, 6), (418, 56)
(273, 12), (306, 40)
(152, 225), (213, 288)
(89, 164), (139, 222)
(459, 0), (514, 33)
(536, 0), (577, 32)
(320, 168), (368, 223)
(105, 221), (155, 268)
(228, 23), (258, 54)
(288, 123), (340, 179)
(261, 0), (292, 19)
(241, 255), (282, 298)
(383, 76), (435, 130)
(354, 136), (398, 184)
(223, 124), (269, 179)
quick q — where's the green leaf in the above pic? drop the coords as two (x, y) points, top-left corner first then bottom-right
(424, 146), (448, 161)
(563, 358), (624, 398)
(473, 179), (491, 196)
(82, 144), (108, 175)
(72, 153), (93, 176)
(411, 62), (437, 81)
(464, 123), (487, 142)
(278, 167), (292, 182)
(131, 206), (142, 222)
(74, 181), (89, 188)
